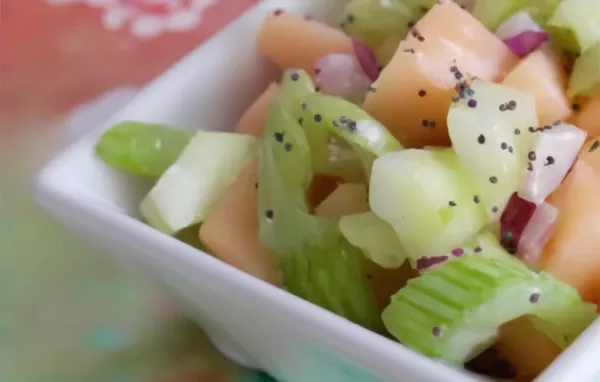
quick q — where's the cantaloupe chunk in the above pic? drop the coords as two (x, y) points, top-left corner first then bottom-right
(541, 160), (600, 305)
(580, 137), (600, 173)
(199, 157), (279, 285)
(495, 316), (562, 381)
(363, 1), (518, 148)
(502, 46), (572, 125)
(573, 96), (600, 137)
(314, 183), (368, 219)
(257, 11), (353, 75)
(307, 174), (342, 209)
(235, 83), (278, 136)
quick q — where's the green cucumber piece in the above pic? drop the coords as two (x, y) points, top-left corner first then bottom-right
(569, 42), (600, 97)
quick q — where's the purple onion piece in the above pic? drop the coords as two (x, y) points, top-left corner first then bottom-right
(351, 38), (380, 81)
(517, 202), (558, 265)
(416, 255), (449, 271)
(314, 53), (372, 104)
(503, 31), (550, 58)
(499, 193), (537, 254)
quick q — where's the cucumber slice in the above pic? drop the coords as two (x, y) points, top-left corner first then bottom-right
(339, 212), (408, 269)
(95, 121), (192, 177)
(447, 80), (539, 221)
(258, 101), (380, 329)
(302, 92), (403, 178)
(278, 69), (315, 119)
(369, 149), (487, 260)
(382, 255), (598, 364)
(569, 43), (600, 97)
(548, 0), (600, 54)
(140, 131), (257, 234)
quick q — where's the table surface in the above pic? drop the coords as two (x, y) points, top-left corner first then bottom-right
(0, 1), (274, 381)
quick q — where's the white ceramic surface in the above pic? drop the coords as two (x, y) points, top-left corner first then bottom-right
(34, 1), (600, 381)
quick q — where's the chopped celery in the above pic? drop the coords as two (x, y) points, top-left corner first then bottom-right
(569, 43), (600, 97)
(258, 101), (380, 330)
(382, 255), (597, 364)
(339, 212), (408, 269)
(95, 121), (192, 177)
(548, 0), (600, 54)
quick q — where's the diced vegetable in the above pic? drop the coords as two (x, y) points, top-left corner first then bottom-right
(499, 193), (539, 255)
(302, 92), (403, 178)
(363, 1), (518, 148)
(235, 83), (278, 137)
(518, 202), (558, 266)
(351, 38), (380, 81)
(448, 80), (538, 221)
(473, 0), (562, 31)
(199, 157), (279, 284)
(569, 42), (600, 97)
(541, 160), (600, 305)
(369, 149), (487, 260)
(518, 121), (587, 205)
(547, 0), (600, 53)
(495, 11), (545, 40)
(278, 69), (315, 119)
(258, 101), (380, 329)
(314, 54), (372, 104)
(503, 31), (550, 58)
(382, 255), (597, 364)
(257, 10), (353, 74)
(314, 183), (368, 219)
(140, 131), (257, 234)
(502, 45), (572, 125)
(95, 121), (192, 177)
(339, 212), (407, 269)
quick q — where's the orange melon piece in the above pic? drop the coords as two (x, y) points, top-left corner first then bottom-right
(580, 137), (600, 173)
(502, 46), (572, 125)
(363, 1), (518, 148)
(573, 96), (600, 137)
(257, 11), (353, 75)
(199, 157), (279, 285)
(235, 82), (278, 137)
(495, 316), (562, 381)
(314, 183), (368, 219)
(541, 160), (600, 304)
(307, 174), (342, 209)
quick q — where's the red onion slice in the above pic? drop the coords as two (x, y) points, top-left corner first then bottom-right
(495, 12), (549, 58)
(351, 38), (380, 82)
(314, 53), (372, 104)
(503, 31), (550, 58)
(500, 193), (537, 254)
(518, 122), (587, 205)
(517, 202), (558, 266)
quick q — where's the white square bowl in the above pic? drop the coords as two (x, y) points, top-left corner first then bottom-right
(34, 1), (600, 381)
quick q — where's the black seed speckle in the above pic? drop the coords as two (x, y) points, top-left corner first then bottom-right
(408, 21), (416, 28)
(529, 293), (540, 303)
(290, 72), (299, 81)
(474, 195), (480, 204)
(332, 120), (339, 128)
(514, 128), (521, 135)
(527, 162), (533, 171)
(429, 120), (436, 128)
(315, 86), (321, 92)
(265, 210), (274, 219)
(467, 99), (478, 108)
(255, 182), (259, 189)
(590, 140), (599, 153)
(477, 134), (485, 144)
(417, 35), (425, 42)
(491, 206), (498, 213)
(543, 125), (552, 130)
(449, 201), (457, 207)
(553, 120), (562, 126)
(508, 146), (513, 154)
(339, 116), (348, 123)
(528, 151), (537, 161)
(418, 89), (427, 97)
(474, 246), (482, 253)
(528, 126), (536, 133)
(454, 71), (463, 80)
(422, 119), (430, 127)
(432, 326), (441, 337)
(273, 9), (283, 16)
(499, 103), (507, 112)
(501, 142), (508, 150)
(489, 176), (498, 184)
(507, 100), (517, 110)
(298, 118), (303, 125)
(273, 132), (284, 142)
(347, 14), (355, 23)
(572, 103), (581, 112)
(284, 143), (292, 151)
(545, 156), (555, 166)
(404, 48), (416, 54)
(348, 121), (357, 132)
(301, 103), (306, 110)
(314, 114), (322, 122)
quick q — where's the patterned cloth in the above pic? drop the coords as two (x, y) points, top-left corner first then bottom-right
(0, 0), (274, 381)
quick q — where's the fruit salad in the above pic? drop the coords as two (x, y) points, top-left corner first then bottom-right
(95, 0), (600, 380)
